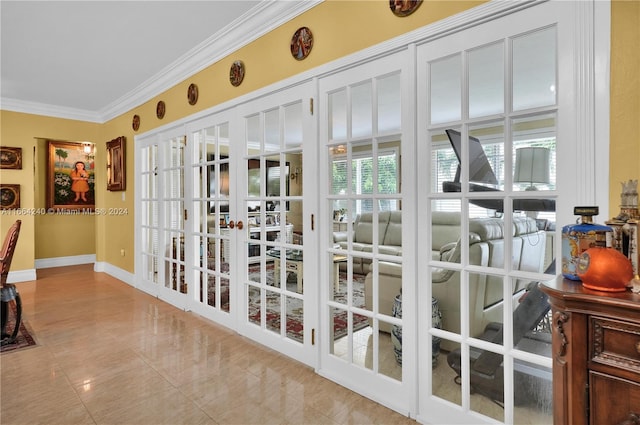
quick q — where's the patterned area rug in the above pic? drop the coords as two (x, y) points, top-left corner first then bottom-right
(246, 269), (369, 343)
(1, 302), (37, 354)
(209, 264), (368, 343)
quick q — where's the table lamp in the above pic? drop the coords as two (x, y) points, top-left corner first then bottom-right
(514, 147), (550, 191)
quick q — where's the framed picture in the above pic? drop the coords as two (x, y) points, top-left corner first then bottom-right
(0, 147), (22, 169)
(0, 184), (20, 210)
(47, 140), (95, 210)
(106, 136), (126, 191)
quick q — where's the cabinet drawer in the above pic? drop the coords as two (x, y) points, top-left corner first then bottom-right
(589, 372), (640, 425)
(590, 316), (640, 378)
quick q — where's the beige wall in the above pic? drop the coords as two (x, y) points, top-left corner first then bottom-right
(1, 1), (638, 275)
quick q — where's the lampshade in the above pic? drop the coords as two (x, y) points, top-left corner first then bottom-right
(514, 147), (550, 186)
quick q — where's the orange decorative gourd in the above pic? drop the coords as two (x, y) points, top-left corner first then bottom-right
(577, 247), (633, 292)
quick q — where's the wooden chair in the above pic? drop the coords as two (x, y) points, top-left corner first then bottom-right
(1, 220), (22, 345)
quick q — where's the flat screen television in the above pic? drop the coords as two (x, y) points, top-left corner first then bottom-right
(445, 129), (498, 186)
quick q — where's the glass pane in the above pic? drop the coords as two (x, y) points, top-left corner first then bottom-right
(247, 285), (261, 325)
(468, 124), (503, 192)
(352, 315), (372, 371)
(285, 295), (303, 343)
(382, 320), (402, 381)
(265, 289), (281, 335)
(203, 126), (217, 163)
(247, 256), (264, 284)
(352, 142), (374, 196)
(329, 306), (348, 356)
(469, 351), (504, 422)
(469, 272), (505, 341)
(283, 102), (303, 148)
(512, 114), (557, 191)
(267, 248), (283, 289)
(431, 204), (461, 263)
(202, 271), (214, 307)
(286, 200), (303, 248)
(432, 265), (461, 341)
(377, 73), (401, 134)
(330, 146), (348, 196)
(377, 143), (399, 195)
(329, 89), (347, 140)
(513, 359), (553, 423)
(352, 81), (372, 138)
(432, 335), (461, 405)
(220, 277), (230, 313)
(430, 54), (461, 124)
(432, 129), (459, 195)
(469, 42), (504, 118)
(247, 159), (262, 199)
(246, 114), (260, 152)
(264, 108), (280, 151)
(513, 27), (557, 111)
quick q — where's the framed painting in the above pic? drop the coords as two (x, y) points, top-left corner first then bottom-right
(0, 184), (20, 210)
(47, 140), (95, 210)
(106, 136), (126, 191)
(0, 147), (22, 169)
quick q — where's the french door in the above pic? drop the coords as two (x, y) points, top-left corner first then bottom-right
(137, 125), (190, 310)
(186, 110), (236, 329)
(234, 82), (317, 366)
(318, 50), (416, 414)
(416, 2), (586, 423)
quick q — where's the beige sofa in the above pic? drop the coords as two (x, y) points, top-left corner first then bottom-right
(364, 215), (546, 342)
(333, 211), (403, 274)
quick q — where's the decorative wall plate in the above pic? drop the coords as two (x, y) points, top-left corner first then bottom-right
(0, 184), (20, 209)
(156, 101), (166, 119)
(132, 114), (140, 131)
(0, 147), (22, 169)
(230, 60), (245, 87)
(389, 0), (422, 17)
(290, 27), (313, 61)
(187, 83), (199, 105)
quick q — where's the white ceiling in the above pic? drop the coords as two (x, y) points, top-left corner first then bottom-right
(1, 1), (318, 122)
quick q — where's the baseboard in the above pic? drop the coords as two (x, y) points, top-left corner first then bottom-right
(94, 261), (135, 287)
(7, 269), (37, 284)
(35, 254), (96, 269)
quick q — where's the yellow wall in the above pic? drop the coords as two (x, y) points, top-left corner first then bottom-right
(0, 111), (100, 271)
(609, 0), (640, 215)
(1, 0), (638, 276)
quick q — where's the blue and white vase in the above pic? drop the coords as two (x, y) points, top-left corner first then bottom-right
(391, 294), (442, 367)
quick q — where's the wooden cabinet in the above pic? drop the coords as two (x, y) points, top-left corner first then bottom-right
(540, 277), (640, 425)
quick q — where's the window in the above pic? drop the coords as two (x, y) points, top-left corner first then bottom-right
(332, 148), (399, 215)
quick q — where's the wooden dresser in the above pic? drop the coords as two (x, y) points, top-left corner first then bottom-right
(540, 277), (640, 425)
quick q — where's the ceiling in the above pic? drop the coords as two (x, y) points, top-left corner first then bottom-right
(0, 1), (317, 123)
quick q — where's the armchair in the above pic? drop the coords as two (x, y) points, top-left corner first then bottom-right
(1, 220), (23, 345)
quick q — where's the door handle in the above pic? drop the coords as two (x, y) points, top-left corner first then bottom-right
(228, 220), (235, 229)
(236, 221), (244, 230)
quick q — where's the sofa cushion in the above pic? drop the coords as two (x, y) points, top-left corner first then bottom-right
(354, 211), (390, 245)
(383, 211), (402, 246)
(432, 211), (461, 252)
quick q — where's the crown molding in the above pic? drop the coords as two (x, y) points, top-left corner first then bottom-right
(0, 97), (102, 122)
(99, 0), (322, 123)
(0, 0), (321, 123)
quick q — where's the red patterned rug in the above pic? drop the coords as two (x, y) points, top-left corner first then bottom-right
(246, 270), (369, 343)
(209, 265), (369, 343)
(1, 302), (37, 354)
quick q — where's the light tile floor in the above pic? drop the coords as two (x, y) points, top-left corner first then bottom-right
(0, 265), (416, 425)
